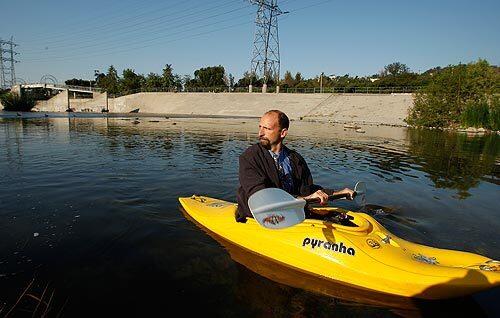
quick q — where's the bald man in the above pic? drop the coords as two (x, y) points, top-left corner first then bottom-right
(236, 109), (354, 222)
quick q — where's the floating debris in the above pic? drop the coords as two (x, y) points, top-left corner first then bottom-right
(344, 123), (361, 129)
(33, 232), (39, 237)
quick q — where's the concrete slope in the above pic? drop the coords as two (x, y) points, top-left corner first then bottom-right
(303, 93), (413, 126)
(36, 90), (69, 112)
(110, 92), (330, 119)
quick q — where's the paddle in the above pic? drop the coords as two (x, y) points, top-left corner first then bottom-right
(248, 182), (367, 229)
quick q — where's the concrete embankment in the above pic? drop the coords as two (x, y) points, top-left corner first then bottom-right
(109, 92), (413, 125)
(14, 91), (414, 126)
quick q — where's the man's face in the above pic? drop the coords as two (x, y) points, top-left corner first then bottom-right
(258, 113), (287, 149)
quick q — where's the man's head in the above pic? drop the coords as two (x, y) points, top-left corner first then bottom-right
(258, 110), (289, 150)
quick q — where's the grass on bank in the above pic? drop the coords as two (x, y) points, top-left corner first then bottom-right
(460, 98), (500, 130)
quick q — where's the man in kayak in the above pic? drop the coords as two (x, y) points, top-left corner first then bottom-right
(236, 109), (355, 222)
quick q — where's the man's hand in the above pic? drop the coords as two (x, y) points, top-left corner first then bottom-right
(302, 190), (330, 205)
(334, 188), (355, 200)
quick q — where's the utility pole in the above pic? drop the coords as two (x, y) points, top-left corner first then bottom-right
(320, 72), (324, 93)
(249, 0), (287, 93)
(0, 36), (19, 90)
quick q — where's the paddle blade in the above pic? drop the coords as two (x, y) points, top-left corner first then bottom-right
(354, 181), (367, 207)
(248, 188), (306, 229)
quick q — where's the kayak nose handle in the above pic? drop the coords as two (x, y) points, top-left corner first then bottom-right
(479, 260), (500, 272)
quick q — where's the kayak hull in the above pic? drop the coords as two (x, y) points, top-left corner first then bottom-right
(178, 195), (500, 299)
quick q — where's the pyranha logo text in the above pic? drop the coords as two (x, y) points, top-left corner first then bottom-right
(302, 237), (356, 256)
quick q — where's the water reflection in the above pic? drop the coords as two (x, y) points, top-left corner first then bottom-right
(407, 129), (499, 199)
(186, 133), (226, 157)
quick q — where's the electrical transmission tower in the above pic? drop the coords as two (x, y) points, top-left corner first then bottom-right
(249, 0), (287, 90)
(0, 36), (19, 90)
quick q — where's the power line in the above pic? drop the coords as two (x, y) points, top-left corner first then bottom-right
(22, 0), (246, 56)
(20, 0), (330, 66)
(25, 0), (183, 44)
(23, 20), (254, 64)
(22, 5), (255, 62)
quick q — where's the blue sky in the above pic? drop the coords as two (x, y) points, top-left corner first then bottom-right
(1, 0), (499, 83)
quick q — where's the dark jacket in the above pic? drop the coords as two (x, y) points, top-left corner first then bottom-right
(236, 143), (333, 222)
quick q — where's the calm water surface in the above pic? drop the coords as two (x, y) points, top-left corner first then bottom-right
(0, 113), (499, 317)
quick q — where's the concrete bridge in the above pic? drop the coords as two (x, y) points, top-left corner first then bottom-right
(18, 83), (101, 94)
(8, 83), (108, 113)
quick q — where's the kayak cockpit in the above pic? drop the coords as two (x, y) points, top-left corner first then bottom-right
(305, 207), (373, 234)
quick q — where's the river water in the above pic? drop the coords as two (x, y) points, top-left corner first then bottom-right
(0, 112), (499, 317)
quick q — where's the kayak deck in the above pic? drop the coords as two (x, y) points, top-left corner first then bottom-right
(179, 195), (500, 299)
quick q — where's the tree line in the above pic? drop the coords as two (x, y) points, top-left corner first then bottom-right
(67, 61), (497, 96)
(71, 61), (456, 96)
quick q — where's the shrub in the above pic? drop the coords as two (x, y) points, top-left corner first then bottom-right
(0, 92), (37, 112)
(407, 59), (500, 128)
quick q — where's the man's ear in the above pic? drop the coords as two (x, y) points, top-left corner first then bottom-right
(280, 128), (288, 138)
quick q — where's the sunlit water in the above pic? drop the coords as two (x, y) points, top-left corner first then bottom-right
(0, 113), (499, 317)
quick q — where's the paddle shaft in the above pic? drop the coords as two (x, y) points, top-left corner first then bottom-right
(305, 191), (356, 204)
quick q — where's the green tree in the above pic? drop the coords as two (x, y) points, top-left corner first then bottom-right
(381, 62), (411, 76)
(294, 72), (303, 84)
(97, 65), (120, 95)
(144, 72), (163, 91)
(65, 78), (95, 87)
(162, 64), (175, 88)
(282, 71), (295, 88)
(121, 68), (144, 93)
(172, 74), (183, 90)
(235, 71), (260, 87)
(193, 65), (226, 87)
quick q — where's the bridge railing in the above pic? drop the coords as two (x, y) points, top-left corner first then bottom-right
(20, 83), (102, 93)
(53, 84), (102, 92)
(284, 86), (422, 94)
(108, 86), (422, 97)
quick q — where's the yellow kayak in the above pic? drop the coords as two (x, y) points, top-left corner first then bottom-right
(178, 195), (500, 299)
